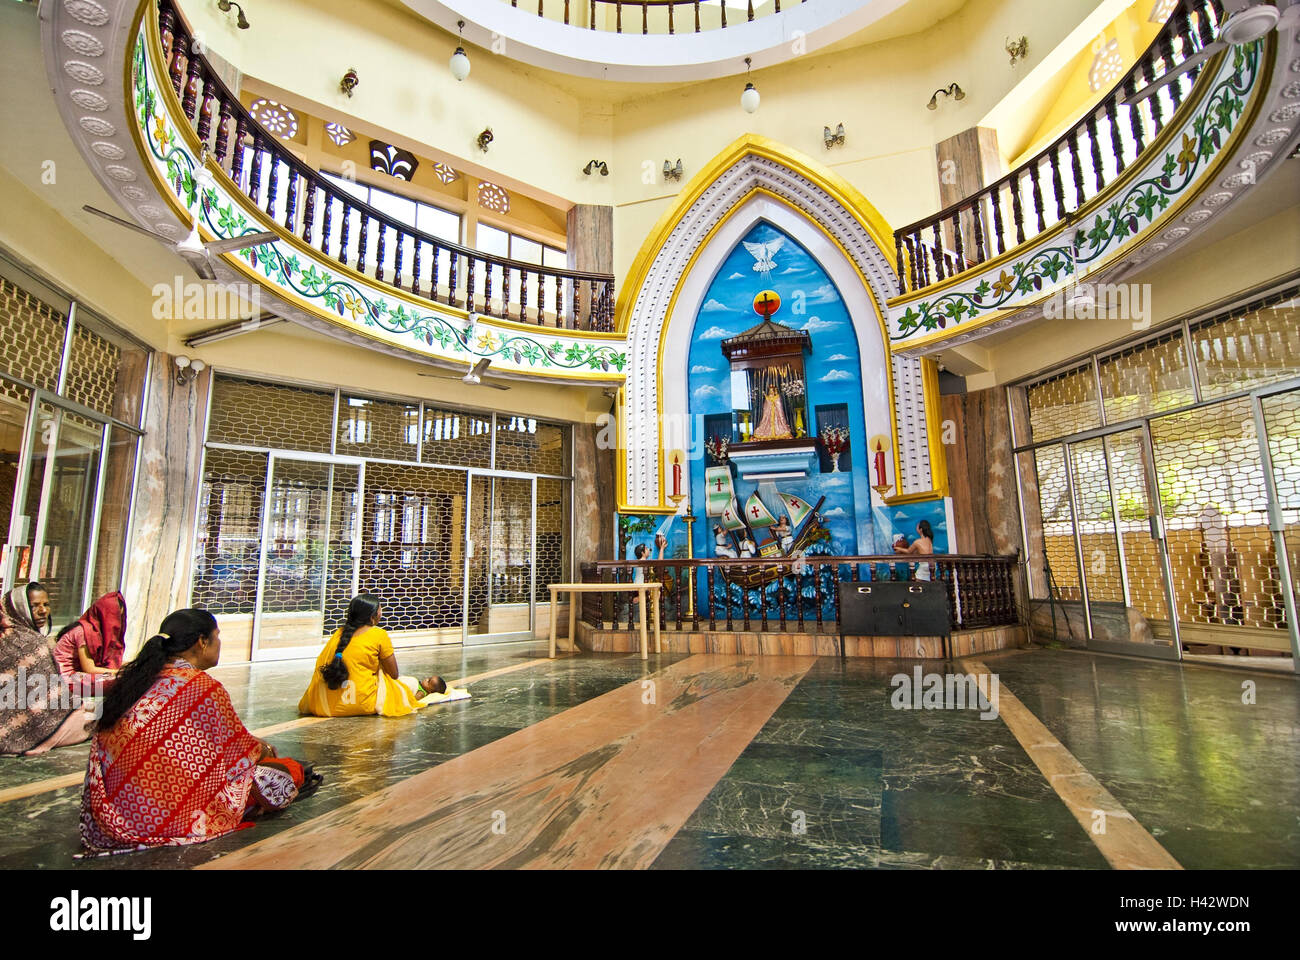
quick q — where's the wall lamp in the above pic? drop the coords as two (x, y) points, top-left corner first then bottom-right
(477, 128), (493, 153)
(823, 123), (845, 149)
(927, 83), (966, 110)
(340, 68), (359, 98)
(216, 0), (249, 29)
(174, 355), (206, 386)
(663, 159), (683, 181)
(583, 160), (609, 176)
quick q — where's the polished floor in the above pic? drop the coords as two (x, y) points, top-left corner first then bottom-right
(0, 643), (1296, 869)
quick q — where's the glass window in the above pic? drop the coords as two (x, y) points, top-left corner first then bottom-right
(417, 203), (461, 245)
(511, 236), (542, 265)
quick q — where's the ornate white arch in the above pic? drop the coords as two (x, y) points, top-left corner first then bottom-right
(621, 143), (933, 508)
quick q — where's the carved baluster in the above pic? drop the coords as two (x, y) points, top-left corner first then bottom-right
(1048, 147), (1066, 221)
(265, 154), (279, 217)
(1196, 0), (1215, 48)
(972, 196), (987, 264)
(169, 36), (188, 99)
(720, 2), (726, 27)
(1106, 97), (1126, 175)
(375, 221), (386, 283)
(321, 192), (333, 257)
(1029, 162), (1046, 233)
(1087, 111), (1105, 192)
(563, 0), (570, 24)
(1068, 133), (1086, 208)
(1010, 172), (1026, 244)
(1160, 30), (1182, 111)
(814, 562), (824, 627)
(197, 70), (215, 143)
(302, 182), (316, 244)
(747, 0), (754, 20)
(231, 116), (249, 190)
(895, 235), (906, 294)
(950, 211), (965, 271)
(537, 272), (546, 324)
(1125, 75), (1146, 155)
(248, 137), (263, 205)
(760, 573), (768, 631)
(183, 55), (201, 120)
(675, 565), (683, 631)
(411, 237), (422, 296)
(642, 3), (647, 33)
(990, 184), (1005, 255)
(339, 203), (351, 266)
(159, 5), (177, 71)
(466, 257), (477, 313)
(694, 1), (701, 32)
(284, 167), (297, 231)
(484, 261), (495, 316)
(1147, 54), (1166, 135)
(214, 99), (233, 165)
(691, 564), (699, 631)
(555, 275), (564, 327)
(707, 565), (716, 630)
(724, 567), (733, 630)
(448, 250), (459, 306)
(358, 215), (369, 276)
(616, 2), (622, 33)
(931, 224), (945, 282)
(742, 580), (750, 631)
(902, 236), (917, 289)
(668, 3), (674, 34)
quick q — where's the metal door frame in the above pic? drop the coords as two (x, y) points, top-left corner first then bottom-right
(1250, 377), (1300, 668)
(250, 449), (364, 662)
(463, 468), (537, 645)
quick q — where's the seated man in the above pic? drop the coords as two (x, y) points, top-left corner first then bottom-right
(713, 524), (738, 558)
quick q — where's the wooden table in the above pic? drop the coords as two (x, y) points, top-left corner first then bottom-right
(548, 582), (661, 660)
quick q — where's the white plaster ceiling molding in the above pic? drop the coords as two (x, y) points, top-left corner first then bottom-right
(401, 0), (925, 83)
(38, 0), (627, 386)
(888, 28), (1300, 359)
(619, 143), (932, 507)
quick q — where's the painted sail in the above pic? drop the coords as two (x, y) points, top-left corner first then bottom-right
(720, 499), (747, 531)
(743, 491), (778, 527)
(780, 493), (814, 528)
(705, 466), (736, 517)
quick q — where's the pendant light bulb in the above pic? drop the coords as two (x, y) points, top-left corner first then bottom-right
(740, 57), (759, 113)
(450, 20), (471, 81)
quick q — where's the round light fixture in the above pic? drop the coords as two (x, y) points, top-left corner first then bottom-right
(174, 355), (190, 369)
(740, 57), (759, 113)
(450, 20), (471, 81)
(1219, 5), (1279, 45)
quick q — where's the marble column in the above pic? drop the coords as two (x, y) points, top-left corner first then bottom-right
(940, 387), (1020, 557)
(572, 418), (615, 567)
(935, 127), (1002, 265)
(121, 354), (210, 654)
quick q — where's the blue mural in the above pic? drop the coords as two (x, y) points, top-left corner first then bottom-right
(685, 221), (875, 562)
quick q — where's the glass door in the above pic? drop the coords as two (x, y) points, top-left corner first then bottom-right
(1255, 382), (1300, 665)
(15, 397), (109, 626)
(464, 471), (535, 643)
(251, 453), (361, 661)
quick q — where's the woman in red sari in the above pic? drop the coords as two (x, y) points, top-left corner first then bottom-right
(53, 592), (127, 698)
(80, 608), (320, 855)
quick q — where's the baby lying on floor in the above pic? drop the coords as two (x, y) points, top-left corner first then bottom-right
(398, 675), (471, 705)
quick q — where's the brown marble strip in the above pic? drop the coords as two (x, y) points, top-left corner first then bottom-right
(962, 657), (1183, 871)
(0, 655), (569, 806)
(201, 654), (817, 870)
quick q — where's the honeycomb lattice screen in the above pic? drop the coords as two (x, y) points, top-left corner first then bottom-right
(1097, 329), (1195, 424)
(1190, 291), (1300, 399)
(0, 276), (65, 398)
(1027, 365), (1102, 443)
(191, 448), (269, 615)
(65, 322), (121, 418)
(494, 416), (569, 475)
(337, 394), (419, 461)
(421, 405), (492, 468)
(208, 375), (334, 452)
(1263, 388), (1300, 621)
(359, 462), (467, 633)
(535, 477), (571, 601)
(1033, 445), (1081, 601)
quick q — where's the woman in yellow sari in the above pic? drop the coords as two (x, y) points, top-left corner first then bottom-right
(299, 594), (445, 717)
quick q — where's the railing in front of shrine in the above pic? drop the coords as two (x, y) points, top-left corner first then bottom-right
(155, 0), (615, 332)
(512, 0), (803, 33)
(583, 554), (1021, 633)
(892, 0), (1224, 295)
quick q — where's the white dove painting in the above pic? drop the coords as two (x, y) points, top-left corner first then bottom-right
(743, 236), (784, 279)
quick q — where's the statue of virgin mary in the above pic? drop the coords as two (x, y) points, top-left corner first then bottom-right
(752, 385), (792, 441)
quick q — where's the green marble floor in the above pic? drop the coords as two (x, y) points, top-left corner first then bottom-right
(0, 643), (1296, 869)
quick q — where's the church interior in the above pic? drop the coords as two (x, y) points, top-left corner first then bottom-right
(1, 0), (1298, 873)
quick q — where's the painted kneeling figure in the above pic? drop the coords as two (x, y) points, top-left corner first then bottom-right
(80, 609), (320, 855)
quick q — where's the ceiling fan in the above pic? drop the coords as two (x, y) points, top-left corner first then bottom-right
(1122, 1), (1300, 106)
(81, 204), (277, 280)
(418, 357), (510, 390)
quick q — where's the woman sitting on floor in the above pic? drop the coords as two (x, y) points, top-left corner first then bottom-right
(53, 592), (127, 697)
(0, 585), (96, 756)
(299, 594), (445, 718)
(80, 608), (321, 855)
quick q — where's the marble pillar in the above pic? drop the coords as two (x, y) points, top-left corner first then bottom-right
(940, 387), (1020, 557)
(121, 354), (210, 654)
(935, 127), (1002, 264)
(572, 419), (615, 567)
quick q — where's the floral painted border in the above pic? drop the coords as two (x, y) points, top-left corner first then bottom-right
(891, 41), (1261, 343)
(132, 29), (627, 377)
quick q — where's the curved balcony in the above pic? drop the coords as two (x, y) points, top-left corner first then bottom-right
(885, 0), (1298, 354)
(44, 0), (626, 384)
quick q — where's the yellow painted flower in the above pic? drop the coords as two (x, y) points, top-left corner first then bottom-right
(476, 331), (497, 352)
(342, 293), (363, 319)
(992, 269), (1016, 297)
(1176, 133), (1197, 176)
(154, 115), (170, 149)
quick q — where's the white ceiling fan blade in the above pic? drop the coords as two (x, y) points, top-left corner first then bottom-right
(1121, 42), (1224, 105)
(469, 357), (491, 378)
(179, 251), (217, 281)
(81, 205), (173, 242)
(204, 231), (277, 255)
(416, 372), (465, 381)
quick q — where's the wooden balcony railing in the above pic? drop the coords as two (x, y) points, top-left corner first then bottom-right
(156, 0), (615, 331)
(893, 0), (1225, 296)
(514, 0), (803, 33)
(583, 553), (1021, 633)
